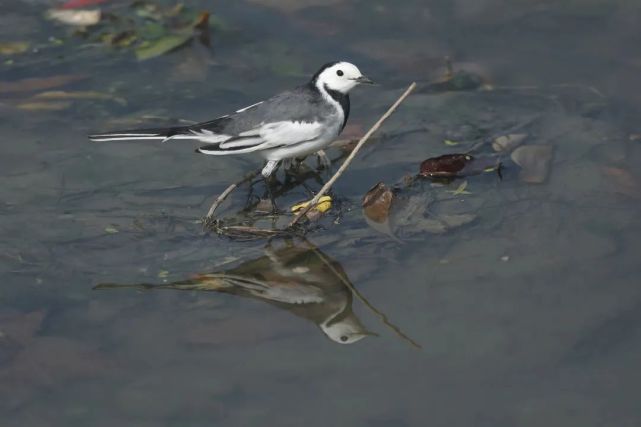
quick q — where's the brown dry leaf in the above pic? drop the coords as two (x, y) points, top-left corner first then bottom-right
(420, 154), (471, 178)
(511, 145), (554, 183)
(418, 154), (497, 178)
(0, 74), (86, 94)
(362, 182), (394, 223)
(362, 183), (401, 240)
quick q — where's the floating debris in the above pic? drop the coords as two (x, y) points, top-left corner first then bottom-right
(362, 182), (394, 224)
(47, 9), (102, 27)
(419, 154), (499, 178)
(419, 154), (473, 178)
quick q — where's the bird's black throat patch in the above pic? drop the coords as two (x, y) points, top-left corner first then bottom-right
(323, 84), (350, 131)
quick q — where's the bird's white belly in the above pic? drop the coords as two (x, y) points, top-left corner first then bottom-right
(261, 117), (342, 161)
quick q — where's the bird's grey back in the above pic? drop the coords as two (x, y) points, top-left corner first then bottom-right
(194, 84), (343, 136)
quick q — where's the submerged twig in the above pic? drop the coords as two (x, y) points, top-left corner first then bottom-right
(289, 82), (417, 227)
(213, 225), (291, 240)
(202, 168), (262, 228)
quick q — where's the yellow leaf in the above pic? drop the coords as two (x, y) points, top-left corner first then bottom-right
(291, 195), (332, 214)
(443, 139), (459, 146)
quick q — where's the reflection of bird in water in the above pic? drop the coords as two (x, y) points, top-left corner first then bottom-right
(96, 241), (376, 344)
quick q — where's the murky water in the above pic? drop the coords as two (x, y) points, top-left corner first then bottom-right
(2, 0), (641, 425)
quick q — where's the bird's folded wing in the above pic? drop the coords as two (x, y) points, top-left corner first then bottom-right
(198, 121), (323, 154)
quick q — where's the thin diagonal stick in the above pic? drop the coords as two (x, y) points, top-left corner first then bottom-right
(289, 82), (417, 227)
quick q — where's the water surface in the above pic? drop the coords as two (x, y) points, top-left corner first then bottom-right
(2, 0), (641, 425)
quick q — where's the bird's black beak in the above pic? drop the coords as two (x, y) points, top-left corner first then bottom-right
(353, 75), (375, 85)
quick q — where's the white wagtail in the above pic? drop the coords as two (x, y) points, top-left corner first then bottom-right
(89, 61), (374, 178)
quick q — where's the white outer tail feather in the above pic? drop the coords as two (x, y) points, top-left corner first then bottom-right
(88, 133), (230, 143)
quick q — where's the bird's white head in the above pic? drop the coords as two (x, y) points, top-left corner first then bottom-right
(321, 313), (378, 344)
(312, 61), (374, 94)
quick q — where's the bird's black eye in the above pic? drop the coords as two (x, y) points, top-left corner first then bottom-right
(336, 70), (344, 77)
(340, 335), (348, 342)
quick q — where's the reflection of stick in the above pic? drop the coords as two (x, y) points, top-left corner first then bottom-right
(289, 82), (417, 227)
(203, 168), (262, 225)
(302, 238), (422, 349)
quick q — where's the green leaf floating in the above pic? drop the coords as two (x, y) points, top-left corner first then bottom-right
(135, 31), (192, 61)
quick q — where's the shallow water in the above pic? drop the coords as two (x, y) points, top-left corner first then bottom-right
(2, 0), (641, 425)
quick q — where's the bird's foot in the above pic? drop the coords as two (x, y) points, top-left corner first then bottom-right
(261, 175), (286, 215)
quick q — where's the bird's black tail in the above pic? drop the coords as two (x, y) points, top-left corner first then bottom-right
(88, 125), (192, 142)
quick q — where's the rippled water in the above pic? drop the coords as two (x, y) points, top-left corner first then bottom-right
(2, 0), (641, 425)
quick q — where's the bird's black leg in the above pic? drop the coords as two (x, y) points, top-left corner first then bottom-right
(264, 177), (279, 213)
(261, 160), (281, 214)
